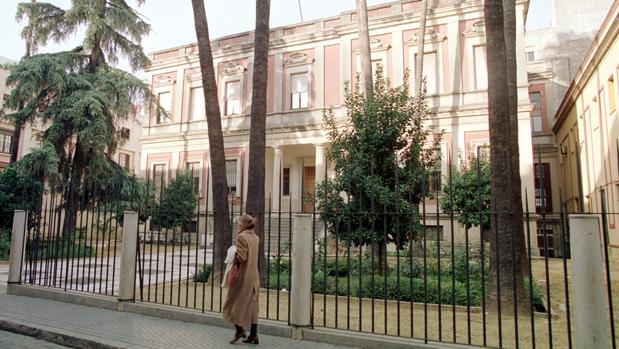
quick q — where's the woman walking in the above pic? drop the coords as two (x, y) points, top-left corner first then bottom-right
(223, 214), (260, 344)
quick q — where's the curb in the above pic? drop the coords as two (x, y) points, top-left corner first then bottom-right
(0, 319), (121, 349)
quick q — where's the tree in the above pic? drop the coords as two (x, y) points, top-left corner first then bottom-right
(356, 0), (373, 100)
(440, 154), (491, 237)
(190, 0), (232, 278)
(5, 0), (156, 238)
(9, 0), (37, 164)
(484, 0), (528, 313)
(316, 67), (441, 275)
(246, 0), (271, 280)
(0, 165), (43, 231)
(414, 0), (429, 95)
(152, 172), (198, 230)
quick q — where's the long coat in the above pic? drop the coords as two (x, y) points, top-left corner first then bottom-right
(223, 229), (260, 328)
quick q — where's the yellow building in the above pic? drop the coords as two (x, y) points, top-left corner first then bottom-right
(554, 0), (619, 256)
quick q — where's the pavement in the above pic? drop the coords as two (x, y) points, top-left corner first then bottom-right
(0, 330), (70, 349)
(0, 290), (352, 349)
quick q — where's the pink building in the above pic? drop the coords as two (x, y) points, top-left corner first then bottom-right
(141, 0), (536, 242)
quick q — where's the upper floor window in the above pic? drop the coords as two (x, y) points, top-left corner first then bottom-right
(190, 87), (205, 121)
(157, 92), (173, 124)
(413, 52), (439, 95)
(119, 153), (131, 171)
(121, 127), (130, 140)
(474, 45), (488, 90)
(526, 51), (535, 62)
(291, 73), (309, 109)
(530, 92), (543, 132)
(0, 134), (12, 154)
(225, 81), (242, 116)
(226, 159), (238, 196)
(153, 163), (167, 195)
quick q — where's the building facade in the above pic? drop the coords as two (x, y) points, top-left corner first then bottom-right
(553, 1), (619, 257)
(141, 0), (537, 242)
(0, 56), (15, 170)
(525, 0), (612, 215)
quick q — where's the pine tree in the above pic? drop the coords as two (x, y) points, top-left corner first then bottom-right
(4, 0), (159, 236)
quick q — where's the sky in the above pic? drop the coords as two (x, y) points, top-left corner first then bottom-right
(0, 0), (554, 75)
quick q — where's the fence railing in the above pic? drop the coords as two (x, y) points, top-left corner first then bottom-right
(9, 181), (618, 349)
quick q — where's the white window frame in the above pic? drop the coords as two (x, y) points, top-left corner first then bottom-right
(290, 73), (310, 110)
(118, 152), (132, 171)
(225, 80), (242, 116)
(219, 62), (246, 117)
(473, 45), (488, 90)
(406, 30), (446, 96)
(156, 91), (173, 124)
(225, 157), (241, 197)
(152, 74), (176, 125)
(284, 53), (314, 111)
(189, 86), (205, 121)
(185, 160), (203, 196)
(463, 22), (488, 92)
(152, 162), (168, 195)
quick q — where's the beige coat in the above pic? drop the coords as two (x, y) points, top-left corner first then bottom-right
(223, 229), (260, 328)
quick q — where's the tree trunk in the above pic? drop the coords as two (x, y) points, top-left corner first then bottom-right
(484, 0), (528, 315)
(356, 0), (373, 100)
(376, 242), (386, 276)
(414, 0), (428, 95)
(246, 0), (271, 283)
(62, 141), (83, 238)
(191, 0), (232, 279)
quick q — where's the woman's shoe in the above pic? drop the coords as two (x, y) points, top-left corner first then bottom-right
(242, 335), (259, 344)
(229, 332), (246, 344)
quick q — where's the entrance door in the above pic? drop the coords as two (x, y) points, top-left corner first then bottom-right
(303, 166), (315, 213)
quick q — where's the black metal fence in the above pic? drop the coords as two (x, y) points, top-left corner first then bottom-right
(13, 163), (618, 349)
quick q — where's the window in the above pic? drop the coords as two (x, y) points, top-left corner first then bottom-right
(225, 81), (241, 116)
(371, 59), (384, 76)
(1, 134), (12, 154)
(534, 163), (552, 213)
(185, 161), (201, 196)
(427, 168), (442, 193)
(226, 159), (238, 196)
(190, 87), (205, 120)
(153, 164), (167, 196)
(530, 92), (543, 132)
(470, 140), (490, 161)
(608, 76), (616, 113)
(291, 73), (309, 109)
(474, 45), (488, 90)
(526, 51), (535, 62)
(282, 167), (291, 196)
(412, 52), (439, 95)
(121, 127), (130, 140)
(157, 92), (172, 124)
(118, 153), (131, 170)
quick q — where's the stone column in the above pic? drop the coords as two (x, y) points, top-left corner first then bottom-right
(290, 214), (313, 338)
(569, 214), (610, 349)
(7, 210), (27, 287)
(315, 144), (326, 186)
(118, 211), (139, 302)
(272, 146), (282, 211)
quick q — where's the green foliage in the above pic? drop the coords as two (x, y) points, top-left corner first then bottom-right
(106, 173), (156, 224)
(316, 67), (441, 250)
(3, 1), (162, 212)
(25, 238), (95, 260)
(0, 230), (10, 260)
(0, 166), (44, 230)
(193, 264), (212, 283)
(440, 154), (491, 230)
(152, 172), (198, 229)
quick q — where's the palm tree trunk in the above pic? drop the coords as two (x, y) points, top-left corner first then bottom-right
(191, 0), (232, 279)
(356, 0), (373, 100)
(484, 0), (528, 315)
(246, 0), (271, 282)
(414, 0), (428, 94)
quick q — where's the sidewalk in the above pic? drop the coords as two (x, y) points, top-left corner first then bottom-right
(0, 291), (351, 349)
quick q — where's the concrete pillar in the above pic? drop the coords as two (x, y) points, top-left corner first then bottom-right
(272, 146), (282, 211)
(569, 214), (611, 349)
(118, 211), (139, 302)
(290, 214), (313, 337)
(8, 210), (27, 286)
(315, 144), (326, 187)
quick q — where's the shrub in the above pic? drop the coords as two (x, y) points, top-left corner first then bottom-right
(193, 264), (212, 283)
(26, 238), (95, 260)
(0, 229), (10, 260)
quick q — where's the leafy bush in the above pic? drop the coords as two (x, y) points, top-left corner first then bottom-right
(193, 264), (212, 283)
(25, 238), (95, 260)
(0, 229), (10, 260)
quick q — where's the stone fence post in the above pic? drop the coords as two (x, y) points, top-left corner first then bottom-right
(118, 211), (139, 302)
(290, 214), (313, 338)
(7, 210), (28, 291)
(569, 214), (610, 348)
